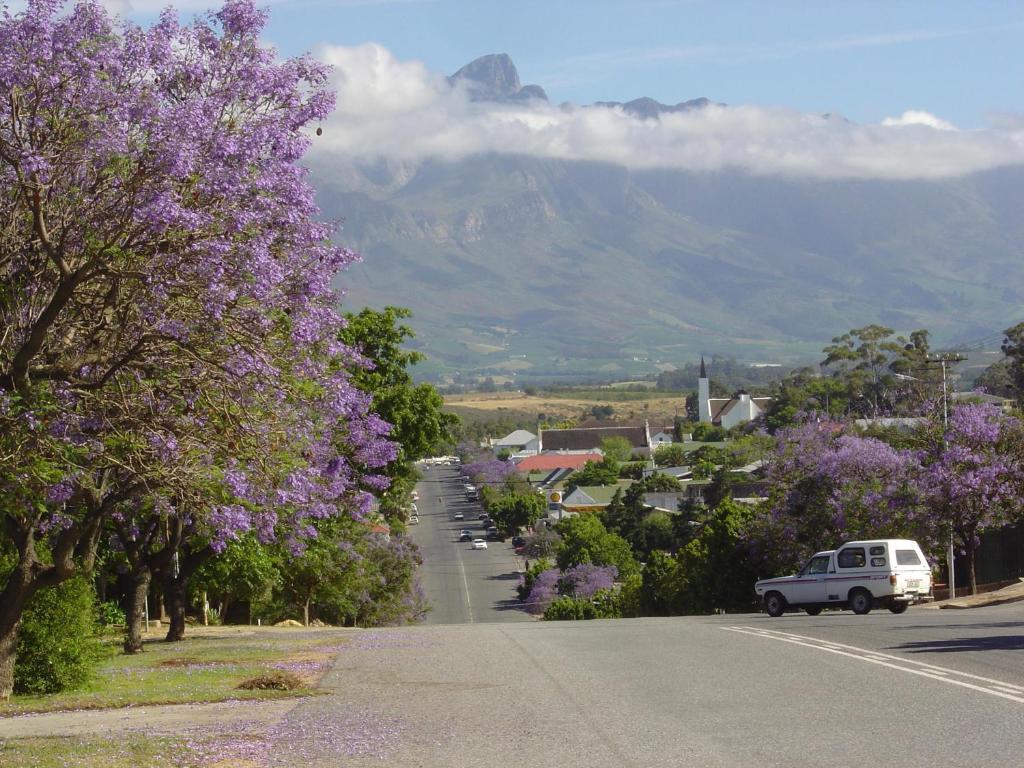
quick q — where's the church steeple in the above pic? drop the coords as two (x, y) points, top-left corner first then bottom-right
(698, 356), (711, 424)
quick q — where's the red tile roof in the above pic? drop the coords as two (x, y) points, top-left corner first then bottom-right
(515, 453), (603, 472)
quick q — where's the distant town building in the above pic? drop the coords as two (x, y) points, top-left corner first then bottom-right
(538, 420), (652, 456)
(697, 356), (772, 429)
(491, 429), (539, 454)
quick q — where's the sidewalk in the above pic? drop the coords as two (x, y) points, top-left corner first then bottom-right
(922, 578), (1024, 610)
(0, 697), (301, 739)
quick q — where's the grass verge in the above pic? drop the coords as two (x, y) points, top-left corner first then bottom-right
(0, 626), (346, 716)
(0, 735), (179, 768)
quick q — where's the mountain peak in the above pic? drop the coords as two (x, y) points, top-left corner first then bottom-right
(449, 54), (548, 103)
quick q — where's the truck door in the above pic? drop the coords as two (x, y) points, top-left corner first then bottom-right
(790, 554), (831, 605)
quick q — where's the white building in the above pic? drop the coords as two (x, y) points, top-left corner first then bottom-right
(491, 429), (539, 455)
(698, 356), (772, 429)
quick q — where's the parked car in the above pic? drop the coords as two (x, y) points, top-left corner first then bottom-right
(472, 538), (488, 550)
(511, 535), (526, 548)
(409, 515), (420, 525)
(459, 530), (472, 542)
(486, 526), (502, 541)
(478, 512), (489, 520)
(755, 539), (933, 617)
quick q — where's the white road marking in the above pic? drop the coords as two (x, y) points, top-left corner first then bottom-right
(748, 627), (1024, 691)
(991, 686), (1024, 696)
(457, 551), (475, 624)
(723, 626), (1024, 705)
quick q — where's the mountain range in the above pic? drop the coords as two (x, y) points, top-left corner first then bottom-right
(312, 54), (1024, 383)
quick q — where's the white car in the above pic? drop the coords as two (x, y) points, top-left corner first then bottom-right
(408, 515), (419, 525)
(471, 539), (487, 550)
(755, 539), (933, 617)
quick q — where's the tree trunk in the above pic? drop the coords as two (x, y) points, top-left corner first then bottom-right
(304, 598), (310, 627)
(162, 544), (214, 643)
(0, 615), (21, 702)
(123, 569), (151, 654)
(967, 545), (978, 595)
(0, 576), (33, 701)
(163, 574), (188, 642)
(0, 485), (113, 696)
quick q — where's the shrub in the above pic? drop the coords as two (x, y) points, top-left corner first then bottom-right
(543, 589), (622, 621)
(517, 558), (553, 602)
(96, 600), (126, 627)
(15, 577), (102, 695)
(544, 596), (596, 621)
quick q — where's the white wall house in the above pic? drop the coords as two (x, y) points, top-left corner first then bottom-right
(698, 356), (772, 429)
(492, 429), (539, 455)
(650, 430), (674, 446)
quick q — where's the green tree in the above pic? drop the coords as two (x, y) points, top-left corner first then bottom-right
(653, 443), (688, 467)
(555, 515), (639, 579)
(566, 457), (620, 489)
(600, 436), (633, 464)
(692, 423), (726, 442)
(1001, 322), (1024, 403)
(639, 550), (681, 616)
(341, 306), (459, 514)
(195, 534), (281, 624)
(822, 325), (933, 417)
(974, 359), (1016, 399)
(676, 500), (760, 614)
(487, 490), (546, 535)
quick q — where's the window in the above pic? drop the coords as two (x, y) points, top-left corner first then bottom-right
(808, 555), (831, 575)
(869, 545), (885, 556)
(837, 548), (866, 568)
(896, 549), (922, 566)
(871, 557), (886, 567)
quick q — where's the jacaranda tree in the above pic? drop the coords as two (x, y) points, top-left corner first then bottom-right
(0, 0), (395, 697)
(921, 404), (1021, 593)
(760, 419), (929, 572)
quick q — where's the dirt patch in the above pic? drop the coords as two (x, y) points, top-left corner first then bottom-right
(238, 671), (302, 691)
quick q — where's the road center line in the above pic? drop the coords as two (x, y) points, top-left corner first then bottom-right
(722, 626), (1024, 705)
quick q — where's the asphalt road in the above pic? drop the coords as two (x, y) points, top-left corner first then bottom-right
(388, 464), (1024, 765)
(409, 464), (533, 625)
(282, 604), (1024, 767)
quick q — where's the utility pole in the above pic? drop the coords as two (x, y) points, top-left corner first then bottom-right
(924, 353), (966, 599)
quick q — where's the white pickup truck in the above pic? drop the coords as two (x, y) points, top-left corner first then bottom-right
(755, 539), (933, 617)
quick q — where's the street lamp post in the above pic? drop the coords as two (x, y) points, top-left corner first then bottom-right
(896, 361), (960, 599)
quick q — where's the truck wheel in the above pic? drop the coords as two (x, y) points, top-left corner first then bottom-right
(804, 607), (822, 616)
(849, 588), (873, 615)
(887, 602), (909, 614)
(764, 592), (786, 617)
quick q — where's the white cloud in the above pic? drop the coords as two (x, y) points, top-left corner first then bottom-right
(881, 110), (956, 131)
(311, 43), (1024, 181)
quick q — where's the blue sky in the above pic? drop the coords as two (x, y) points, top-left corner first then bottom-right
(118, 0), (1023, 129)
